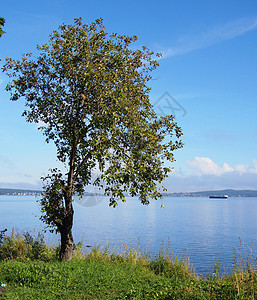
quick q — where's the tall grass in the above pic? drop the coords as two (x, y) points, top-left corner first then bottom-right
(231, 240), (257, 299)
(0, 228), (58, 261)
(0, 228), (84, 262)
(0, 230), (257, 299)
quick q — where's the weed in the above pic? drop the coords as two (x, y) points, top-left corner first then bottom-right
(0, 231), (257, 299)
(0, 228), (57, 262)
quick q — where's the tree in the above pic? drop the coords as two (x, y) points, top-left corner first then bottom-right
(0, 17), (5, 37)
(2, 18), (183, 261)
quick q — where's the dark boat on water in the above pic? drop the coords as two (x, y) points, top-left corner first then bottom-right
(209, 195), (228, 199)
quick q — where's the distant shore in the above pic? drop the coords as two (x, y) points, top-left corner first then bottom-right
(2, 187), (257, 197)
(163, 189), (257, 197)
(0, 188), (42, 196)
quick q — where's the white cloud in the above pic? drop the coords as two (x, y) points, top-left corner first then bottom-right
(161, 17), (257, 58)
(165, 157), (257, 192)
(0, 180), (42, 190)
(0, 175), (41, 190)
(185, 157), (233, 176)
(165, 171), (257, 193)
(185, 157), (257, 176)
(249, 159), (257, 173)
(234, 164), (248, 174)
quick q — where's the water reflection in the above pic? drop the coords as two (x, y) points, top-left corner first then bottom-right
(1, 195), (257, 276)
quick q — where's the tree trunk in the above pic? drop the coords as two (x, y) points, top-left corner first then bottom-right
(60, 226), (74, 262)
(60, 130), (77, 261)
(59, 191), (74, 262)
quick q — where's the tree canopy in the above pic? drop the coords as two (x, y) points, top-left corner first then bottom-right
(3, 18), (183, 260)
(0, 17), (5, 37)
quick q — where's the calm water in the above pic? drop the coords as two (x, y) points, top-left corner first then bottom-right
(1, 195), (257, 276)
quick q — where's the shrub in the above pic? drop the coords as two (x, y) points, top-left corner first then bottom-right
(0, 229), (57, 261)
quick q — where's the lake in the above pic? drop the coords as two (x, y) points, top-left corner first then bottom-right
(0, 195), (257, 276)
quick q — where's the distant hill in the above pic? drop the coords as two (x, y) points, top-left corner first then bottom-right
(1, 187), (257, 197)
(0, 188), (98, 196)
(163, 189), (257, 197)
(0, 188), (42, 195)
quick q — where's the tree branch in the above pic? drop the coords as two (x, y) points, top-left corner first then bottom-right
(73, 149), (94, 182)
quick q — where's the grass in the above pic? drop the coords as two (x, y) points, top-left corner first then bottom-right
(0, 230), (257, 299)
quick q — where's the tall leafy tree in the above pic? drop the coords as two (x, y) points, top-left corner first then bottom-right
(3, 18), (183, 261)
(0, 17), (5, 37)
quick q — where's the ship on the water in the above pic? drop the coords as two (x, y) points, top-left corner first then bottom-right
(209, 195), (228, 199)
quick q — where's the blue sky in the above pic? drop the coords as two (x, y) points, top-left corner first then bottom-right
(1, 0), (257, 192)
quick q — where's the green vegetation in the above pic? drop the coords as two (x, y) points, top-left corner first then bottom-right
(3, 18), (183, 261)
(0, 17), (5, 38)
(0, 231), (256, 299)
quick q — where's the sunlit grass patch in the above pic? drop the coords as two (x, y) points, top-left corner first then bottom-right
(0, 230), (257, 299)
